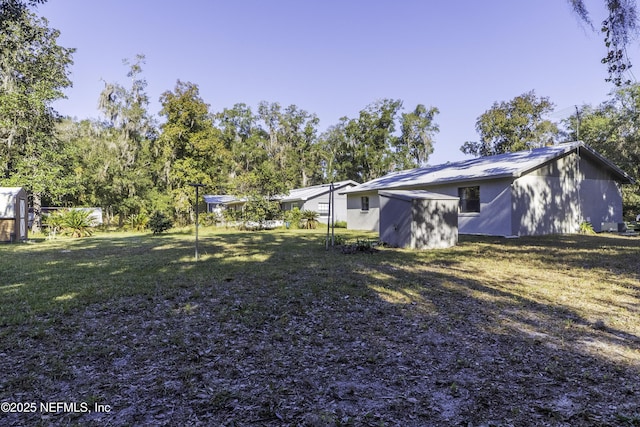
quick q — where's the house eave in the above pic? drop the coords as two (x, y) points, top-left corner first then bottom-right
(342, 173), (516, 196)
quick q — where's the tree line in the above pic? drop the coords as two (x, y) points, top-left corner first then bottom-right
(1, 2), (639, 229)
(462, 88), (640, 217)
(0, 8), (440, 228)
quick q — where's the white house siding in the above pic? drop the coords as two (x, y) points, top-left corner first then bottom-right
(284, 192), (350, 224)
(512, 175), (581, 235)
(348, 180), (513, 236)
(580, 179), (623, 231)
(281, 182), (357, 224)
(578, 155), (624, 231)
(331, 193), (349, 224)
(346, 192), (380, 231)
(312, 192), (350, 224)
(419, 180), (513, 236)
(511, 152), (624, 235)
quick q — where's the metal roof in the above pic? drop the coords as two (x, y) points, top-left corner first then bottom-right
(204, 181), (359, 206)
(203, 195), (238, 205)
(279, 180), (359, 203)
(0, 187), (25, 218)
(343, 141), (635, 195)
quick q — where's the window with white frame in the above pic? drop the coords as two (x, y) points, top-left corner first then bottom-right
(318, 202), (329, 216)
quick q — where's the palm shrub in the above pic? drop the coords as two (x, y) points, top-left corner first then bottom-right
(148, 211), (173, 235)
(301, 210), (319, 229)
(127, 212), (149, 231)
(61, 209), (96, 238)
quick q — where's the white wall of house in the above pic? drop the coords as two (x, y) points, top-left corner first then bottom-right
(346, 191), (380, 231)
(424, 180), (513, 236)
(512, 174), (580, 235)
(282, 191), (351, 224)
(511, 152), (579, 235)
(511, 152), (624, 235)
(347, 180), (513, 235)
(578, 154), (624, 231)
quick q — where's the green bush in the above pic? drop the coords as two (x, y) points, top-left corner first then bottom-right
(579, 221), (595, 234)
(43, 211), (64, 238)
(283, 207), (303, 229)
(333, 220), (347, 228)
(148, 211), (173, 235)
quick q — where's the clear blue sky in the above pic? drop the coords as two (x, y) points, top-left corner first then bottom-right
(38, 0), (633, 165)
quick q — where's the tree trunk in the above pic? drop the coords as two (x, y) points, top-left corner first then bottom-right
(31, 192), (42, 233)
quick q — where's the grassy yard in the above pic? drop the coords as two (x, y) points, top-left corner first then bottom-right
(0, 228), (639, 426)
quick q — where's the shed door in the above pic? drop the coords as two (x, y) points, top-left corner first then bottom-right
(19, 198), (26, 240)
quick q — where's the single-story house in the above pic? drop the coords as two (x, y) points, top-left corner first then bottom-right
(342, 141), (635, 237)
(204, 195), (238, 216)
(204, 180), (359, 225)
(0, 187), (28, 242)
(279, 180), (359, 224)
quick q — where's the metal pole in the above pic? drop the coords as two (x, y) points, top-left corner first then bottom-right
(190, 183), (205, 260)
(331, 183), (335, 246)
(326, 183), (331, 250)
(195, 185), (200, 260)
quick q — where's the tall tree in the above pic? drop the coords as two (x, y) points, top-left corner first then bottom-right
(157, 80), (231, 222)
(0, 9), (74, 231)
(396, 104), (439, 169)
(317, 121), (349, 182)
(563, 84), (640, 216)
(461, 91), (559, 157)
(275, 104), (320, 188)
(96, 55), (157, 222)
(343, 99), (403, 182)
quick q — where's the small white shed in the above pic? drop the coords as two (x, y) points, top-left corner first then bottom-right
(379, 190), (459, 250)
(0, 187), (28, 242)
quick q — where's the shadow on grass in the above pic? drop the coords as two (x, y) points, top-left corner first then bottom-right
(0, 230), (639, 426)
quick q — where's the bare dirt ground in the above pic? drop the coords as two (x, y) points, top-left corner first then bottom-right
(1, 232), (639, 426)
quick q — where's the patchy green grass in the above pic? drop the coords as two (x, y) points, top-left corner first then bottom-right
(0, 228), (639, 426)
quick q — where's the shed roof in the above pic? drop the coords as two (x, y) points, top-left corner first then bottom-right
(343, 141), (635, 195)
(0, 187), (25, 218)
(379, 190), (459, 202)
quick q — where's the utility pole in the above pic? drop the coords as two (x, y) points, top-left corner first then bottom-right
(575, 105), (581, 141)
